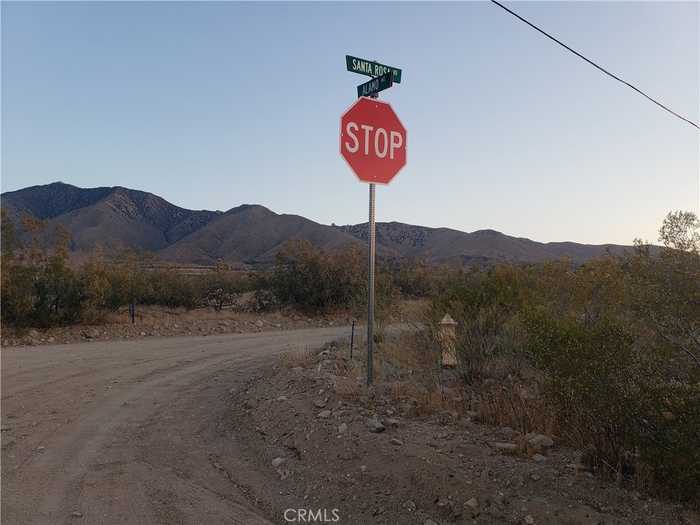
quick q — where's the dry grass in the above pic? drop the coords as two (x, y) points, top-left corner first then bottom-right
(379, 333), (437, 373)
(385, 381), (465, 416)
(475, 384), (558, 437)
(278, 347), (315, 368)
(334, 376), (362, 401)
(396, 299), (429, 323)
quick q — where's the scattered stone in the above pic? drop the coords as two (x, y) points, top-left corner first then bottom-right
(366, 416), (385, 433)
(491, 442), (518, 454)
(532, 454), (547, 462)
(464, 497), (479, 510)
(403, 500), (416, 512)
(255, 320), (264, 328)
(524, 515), (535, 525)
(450, 500), (463, 519)
(71, 511), (83, 518)
(276, 395), (288, 401)
(530, 473), (541, 481)
(525, 433), (554, 453)
(338, 423), (348, 434)
(314, 399), (328, 408)
(318, 410), (332, 419)
(271, 457), (286, 468)
(140, 332), (146, 337)
(386, 418), (400, 427)
(493, 492), (508, 507)
(424, 520), (438, 525)
(390, 438), (404, 446)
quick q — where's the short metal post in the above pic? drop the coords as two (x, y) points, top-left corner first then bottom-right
(350, 319), (355, 360)
(367, 183), (376, 385)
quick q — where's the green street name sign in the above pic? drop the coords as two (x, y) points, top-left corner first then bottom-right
(357, 72), (393, 98)
(346, 55), (402, 84)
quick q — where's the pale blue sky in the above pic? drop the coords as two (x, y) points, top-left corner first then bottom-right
(2, 1), (698, 245)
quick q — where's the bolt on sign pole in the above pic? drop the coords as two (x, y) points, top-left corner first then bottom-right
(341, 55), (406, 386)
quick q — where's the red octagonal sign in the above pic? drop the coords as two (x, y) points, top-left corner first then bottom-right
(340, 97), (407, 185)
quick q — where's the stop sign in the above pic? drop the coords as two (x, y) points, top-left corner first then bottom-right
(340, 97), (407, 184)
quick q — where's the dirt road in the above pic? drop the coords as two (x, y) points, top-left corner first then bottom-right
(1, 327), (351, 525)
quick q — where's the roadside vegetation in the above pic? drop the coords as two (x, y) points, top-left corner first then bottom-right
(0, 213), (405, 329)
(0, 212), (257, 327)
(386, 210), (697, 505)
(2, 209), (698, 505)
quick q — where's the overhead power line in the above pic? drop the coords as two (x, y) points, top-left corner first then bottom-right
(490, 0), (700, 130)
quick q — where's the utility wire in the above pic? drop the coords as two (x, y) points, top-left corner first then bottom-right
(490, 0), (700, 130)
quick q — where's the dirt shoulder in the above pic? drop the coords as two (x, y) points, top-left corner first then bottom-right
(2, 327), (351, 524)
(0, 306), (352, 348)
(1, 300), (426, 349)
(225, 342), (699, 525)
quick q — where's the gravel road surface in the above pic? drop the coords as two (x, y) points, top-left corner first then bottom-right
(1, 327), (350, 525)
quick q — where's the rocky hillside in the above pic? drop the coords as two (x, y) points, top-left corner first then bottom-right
(159, 205), (362, 266)
(1, 182), (221, 252)
(336, 222), (629, 265)
(1, 182), (634, 266)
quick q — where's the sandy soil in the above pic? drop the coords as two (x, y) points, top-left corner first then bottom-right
(1, 327), (351, 524)
(226, 342), (700, 525)
(4, 325), (696, 525)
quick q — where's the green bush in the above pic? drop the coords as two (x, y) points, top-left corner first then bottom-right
(270, 240), (364, 313)
(524, 308), (700, 502)
(424, 211), (700, 503)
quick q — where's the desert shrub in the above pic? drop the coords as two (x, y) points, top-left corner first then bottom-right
(422, 211), (700, 503)
(1, 262), (36, 326)
(271, 240), (364, 312)
(524, 312), (643, 466)
(139, 269), (198, 309)
(269, 240), (399, 319)
(428, 263), (532, 384)
(635, 382), (700, 501)
(1, 218), (85, 327)
(524, 308), (700, 501)
(248, 288), (279, 313)
(389, 259), (455, 298)
(196, 261), (255, 311)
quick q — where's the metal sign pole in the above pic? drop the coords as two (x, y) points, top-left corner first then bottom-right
(366, 87), (381, 387)
(367, 182), (376, 386)
(345, 64), (404, 385)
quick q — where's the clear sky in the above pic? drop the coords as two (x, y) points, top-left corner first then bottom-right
(2, 1), (698, 245)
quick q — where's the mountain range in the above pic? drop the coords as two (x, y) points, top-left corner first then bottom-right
(1, 182), (632, 267)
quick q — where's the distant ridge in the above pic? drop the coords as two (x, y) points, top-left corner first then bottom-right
(1, 182), (634, 266)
